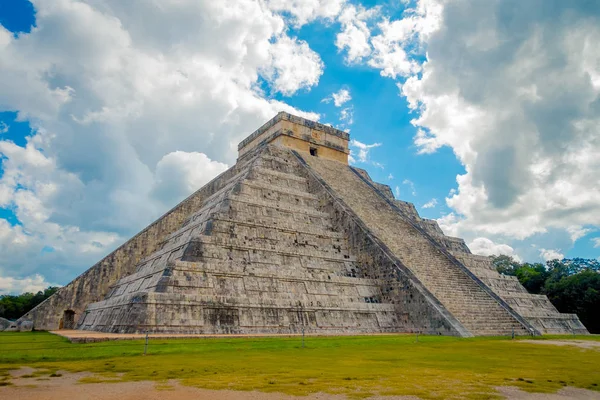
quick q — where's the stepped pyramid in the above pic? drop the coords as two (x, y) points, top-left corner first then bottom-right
(22, 113), (588, 336)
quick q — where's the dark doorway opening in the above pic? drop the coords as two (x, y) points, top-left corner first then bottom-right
(309, 147), (318, 157)
(62, 310), (76, 330)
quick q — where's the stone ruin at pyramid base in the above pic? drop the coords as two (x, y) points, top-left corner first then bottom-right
(20, 112), (588, 337)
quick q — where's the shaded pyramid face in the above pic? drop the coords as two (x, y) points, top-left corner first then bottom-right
(29, 113), (586, 336)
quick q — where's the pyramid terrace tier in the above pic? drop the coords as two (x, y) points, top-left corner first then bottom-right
(25, 114), (589, 335)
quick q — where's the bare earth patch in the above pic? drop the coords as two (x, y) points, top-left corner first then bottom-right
(1, 368), (599, 399)
(51, 330), (399, 343)
(497, 386), (600, 399)
(519, 340), (600, 350)
(1, 368), (416, 400)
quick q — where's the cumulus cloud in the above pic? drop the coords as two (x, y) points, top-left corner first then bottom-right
(367, 5), (434, 79)
(0, 274), (60, 296)
(349, 139), (380, 163)
(0, 133), (122, 285)
(335, 5), (379, 63)
(592, 238), (600, 248)
(422, 198), (437, 209)
(0, 0), (324, 292)
(152, 151), (228, 207)
(566, 226), (594, 243)
(333, 89), (352, 107)
(0, 121), (7, 134)
(402, 0), (600, 244)
(267, 0), (346, 27)
(539, 248), (565, 262)
(322, 88), (352, 107)
(261, 35), (324, 96)
(468, 237), (522, 262)
(337, 0), (600, 259)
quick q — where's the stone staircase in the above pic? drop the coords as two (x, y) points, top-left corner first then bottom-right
(454, 253), (588, 334)
(349, 165), (587, 335)
(78, 145), (401, 334)
(77, 142), (582, 336)
(298, 152), (531, 336)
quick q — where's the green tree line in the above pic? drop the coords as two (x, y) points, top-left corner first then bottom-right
(492, 256), (600, 333)
(0, 287), (59, 320)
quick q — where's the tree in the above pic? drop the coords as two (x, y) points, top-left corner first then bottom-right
(546, 258), (600, 278)
(492, 255), (521, 276)
(0, 286), (59, 320)
(492, 256), (549, 293)
(544, 270), (600, 333)
(514, 263), (549, 294)
(491, 255), (599, 333)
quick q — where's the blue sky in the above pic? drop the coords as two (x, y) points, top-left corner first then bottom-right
(0, 0), (598, 293)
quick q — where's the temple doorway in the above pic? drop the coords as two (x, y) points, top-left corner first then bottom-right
(62, 310), (76, 330)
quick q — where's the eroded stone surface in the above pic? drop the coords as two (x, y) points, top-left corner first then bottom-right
(0, 317), (11, 331)
(19, 113), (587, 336)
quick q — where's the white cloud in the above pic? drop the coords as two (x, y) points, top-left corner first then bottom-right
(335, 0), (440, 77)
(422, 198), (437, 209)
(402, 179), (416, 196)
(0, 134), (122, 285)
(468, 237), (522, 262)
(338, 0), (600, 257)
(0, 122), (7, 134)
(335, 5), (379, 63)
(152, 151), (228, 207)
(539, 248), (564, 262)
(0, 274), (60, 296)
(0, 0), (324, 291)
(349, 139), (380, 163)
(387, 173), (394, 180)
(261, 35), (324, 96)
(401, 1), (600, 243)
(566, 226), (594, 242)
(322, 88), (354, 130)
(368, 18), (421, 79)
(267, 0), (346, 27)
(394, 185), (400, 198)
(592, 237), (600, 248)
(331, 88), (352, 107)
(339, 106), (354, 125)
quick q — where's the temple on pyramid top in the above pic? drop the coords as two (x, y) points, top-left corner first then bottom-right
(238, 112), (350, 163)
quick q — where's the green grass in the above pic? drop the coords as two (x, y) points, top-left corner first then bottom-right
(0, 332), (599, 399)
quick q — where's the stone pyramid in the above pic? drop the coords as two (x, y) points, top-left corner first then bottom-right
(22, 113), (588, 336)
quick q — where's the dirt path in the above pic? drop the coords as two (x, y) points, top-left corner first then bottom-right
(0, 368), (409, 400)
(496, 386), (600, 399)
(51, 330), (401, 343)
(2, 368), (599, 399)
(519, 340), (600, 350)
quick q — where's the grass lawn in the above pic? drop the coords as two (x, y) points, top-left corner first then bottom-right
(0, 332), (598, 399)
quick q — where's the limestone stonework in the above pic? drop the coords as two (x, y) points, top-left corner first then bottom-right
(19, 112), (588, 336)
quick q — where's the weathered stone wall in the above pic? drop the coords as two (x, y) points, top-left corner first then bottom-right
(293, 152), (468, 336)
(346, 160), (586, 335)
(19, 112), (587, 336)
(454, 253), (588, 334)
(238, 112), (349, 163)
(298, 152), (533, 336)
(78, 145), (405, 334)
(20, 162), (245, 331)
